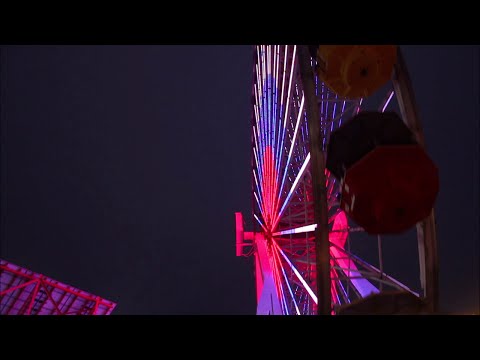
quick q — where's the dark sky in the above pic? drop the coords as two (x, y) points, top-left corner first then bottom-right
(1, 45), (478, 314)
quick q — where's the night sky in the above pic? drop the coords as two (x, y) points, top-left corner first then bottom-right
(1, 45), (478, 315)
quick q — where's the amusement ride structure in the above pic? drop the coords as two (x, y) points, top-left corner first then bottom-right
(236, 45), (439, 315)
(0, 259), (116, 315)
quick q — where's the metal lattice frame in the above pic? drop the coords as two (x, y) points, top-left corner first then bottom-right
(0, 259), (116, 315)
(244, 45), (438, 315)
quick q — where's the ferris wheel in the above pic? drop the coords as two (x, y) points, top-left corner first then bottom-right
(235, 45), (439, 315)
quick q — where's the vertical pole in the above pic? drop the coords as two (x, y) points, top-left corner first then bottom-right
(298, 46), (331, 315)
(392, 47), (439, 313)
(377, 235), (384, 291)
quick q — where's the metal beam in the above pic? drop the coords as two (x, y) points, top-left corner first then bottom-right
(392, 47), (439, 313)
(26, 280), (41, 315)
(298, 46), (331, 315)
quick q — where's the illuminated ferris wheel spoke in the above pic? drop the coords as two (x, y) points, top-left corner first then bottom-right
(380, 89), (395, 112)
(272, 245), (301, 315)
(276, 46), (297, 183)
(272, 222), (317, 236)
(271, 251), (290, 315)
(253, 213), (268, 234)
(272, 246), (317, 314)
(274, 139), (310, 228)
(273, 241), (318, 305)
(274, 89), (358, 228)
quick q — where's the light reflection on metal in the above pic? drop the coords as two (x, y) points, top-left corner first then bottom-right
(0, 259), (116, 315)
